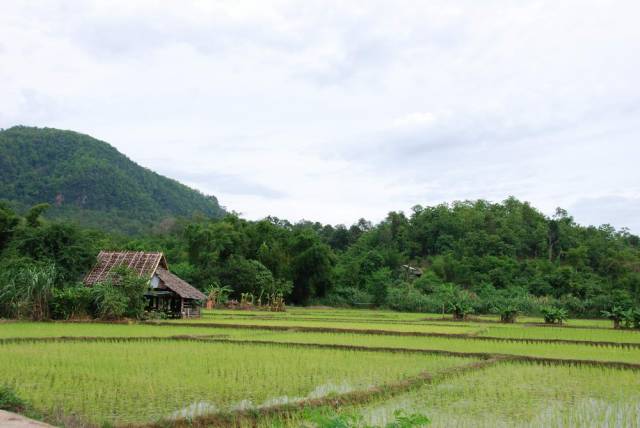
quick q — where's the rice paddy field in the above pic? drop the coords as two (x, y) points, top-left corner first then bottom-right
(1, 308), (639, 427)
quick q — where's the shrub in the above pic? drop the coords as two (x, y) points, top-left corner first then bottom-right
(0, 384), (26, 412)
(91, 283), (128, 320)
(50, 285), (92, 320)
(386, 282), (431, 312)
(448, 293), (475, 320)
(625, 308), (640, 329)
(0, 262), (57, 320)
(557, 294), (586, 315)
(603, 306), (640, 329)
(541, 306), (568, 324)
(303, 408), (430, 427)
(387, 409), (431, 428)
(320, 287), (374, 307)
(601, 306), (627, 329)
(366, 268), (393, 307)
(90, 267), (148, 320)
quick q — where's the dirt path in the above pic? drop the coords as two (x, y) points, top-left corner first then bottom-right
(0, 411), (56, 428)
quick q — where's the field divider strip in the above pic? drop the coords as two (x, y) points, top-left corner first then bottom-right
(3, 334), (640, 370)
(143, 320), (640, 349)
(200, 314), (481, 327)
(419, 317), (621, 330)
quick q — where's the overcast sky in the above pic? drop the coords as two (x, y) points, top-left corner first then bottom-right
(1, 1), (640, 231)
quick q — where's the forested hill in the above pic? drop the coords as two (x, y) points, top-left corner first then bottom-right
(0, 126), (225, 234)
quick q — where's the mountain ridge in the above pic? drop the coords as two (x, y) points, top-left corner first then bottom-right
(0, 125), (225, 234)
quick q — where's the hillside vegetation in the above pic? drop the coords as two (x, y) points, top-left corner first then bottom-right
(0, 126), (224, 234)
(1, 196), (639, 321)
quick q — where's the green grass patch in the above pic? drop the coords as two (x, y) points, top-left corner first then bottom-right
(354, 362), (640, 427)
(169, 317), (480, 335)
(480, 324), (640, 343)
(0, 339), (472, 426)
(223, 331), (640, 364)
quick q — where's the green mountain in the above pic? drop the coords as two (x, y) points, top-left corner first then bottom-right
(0, 126), (225, 234)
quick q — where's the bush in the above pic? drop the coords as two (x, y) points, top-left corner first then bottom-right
(0, 384), (26, 412)
(386, 283), (432, 312)
(448, 291), (475, 320)
(0, 262), (57, 320)
(90, 267), (148, 320)
(602, 306), (640, 329)
(366, 268), (393, 307)
(541, 306), (568, 324)
(91, 283), (128, 319)
(320, 287), (374, 307)
(488, 291), (538, 323)
(557, 294), (586, 315)
(142, 309), (170, 320)
(50, 284), (92, 320)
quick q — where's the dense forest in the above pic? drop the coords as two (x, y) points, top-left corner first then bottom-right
(1, 197), (639, 320)
(0, 126), (225, 234)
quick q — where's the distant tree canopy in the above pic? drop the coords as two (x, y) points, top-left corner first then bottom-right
(1, 170), (639, 318)
(0, 126), (225, 235)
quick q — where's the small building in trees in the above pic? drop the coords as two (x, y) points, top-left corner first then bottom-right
(401, 264), (423, 278)
(83, 251), (206, 318)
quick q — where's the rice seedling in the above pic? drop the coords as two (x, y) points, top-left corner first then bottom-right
(170, 316), (479, 335)
(480, 324), (640, 343)
(354, 362), (640, 428)
(251, 362), (640, 428)
(0, 321), (247, 339)
(0, 339), (472, 426)
(3, 309), (639, 427)
(222, 330), (640, 363)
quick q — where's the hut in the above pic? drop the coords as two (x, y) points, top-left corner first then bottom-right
(83, 251), (206, 318)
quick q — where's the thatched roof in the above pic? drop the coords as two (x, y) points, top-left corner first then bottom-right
(84, 251), (205, 301)
(155, 268), (206, 300)
(83, 251), (167, 285)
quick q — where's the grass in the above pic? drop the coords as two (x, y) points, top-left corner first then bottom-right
(215, 331), (640, 364)
(3, 308), (640, 427)
(0, 339), (472, 426)
(170, 316), (481, 335)
(0, 321), (245, 338)
(232, 308), (615, 328)
(479, 324), (640, 343)
(174, 314), (640, 344)
(346, 362), (640, 428)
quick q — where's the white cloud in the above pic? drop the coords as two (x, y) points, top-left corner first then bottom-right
(1, 0), (639, 230)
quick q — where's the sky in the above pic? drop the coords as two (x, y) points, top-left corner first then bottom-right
(1, 1), (640, 231)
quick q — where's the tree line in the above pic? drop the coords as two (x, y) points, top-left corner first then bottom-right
(1, 197), (639, 324)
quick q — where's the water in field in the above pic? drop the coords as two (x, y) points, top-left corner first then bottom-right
(171, 381), (358, 419)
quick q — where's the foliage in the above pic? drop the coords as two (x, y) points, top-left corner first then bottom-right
(305, 409), (430, 427)
(447, 294), (475, 320)
(205, 282), (233, 306)
(2, 145), (640, 318)
(366, 268), (393, 307)
(386, 410), (431, 428)
(91, 282), (129, 320)
(91, 267), (148, 320)
(541, 306), (569, 324)
(386, 283), (433, 313)
(0, 126), (224, 235)
(601, 306), (640, 329)
(0, 263), (57, 320)
(0, 340), (459, 426)
(50, 284), (92, 319)
(0, 384), (26, 412)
